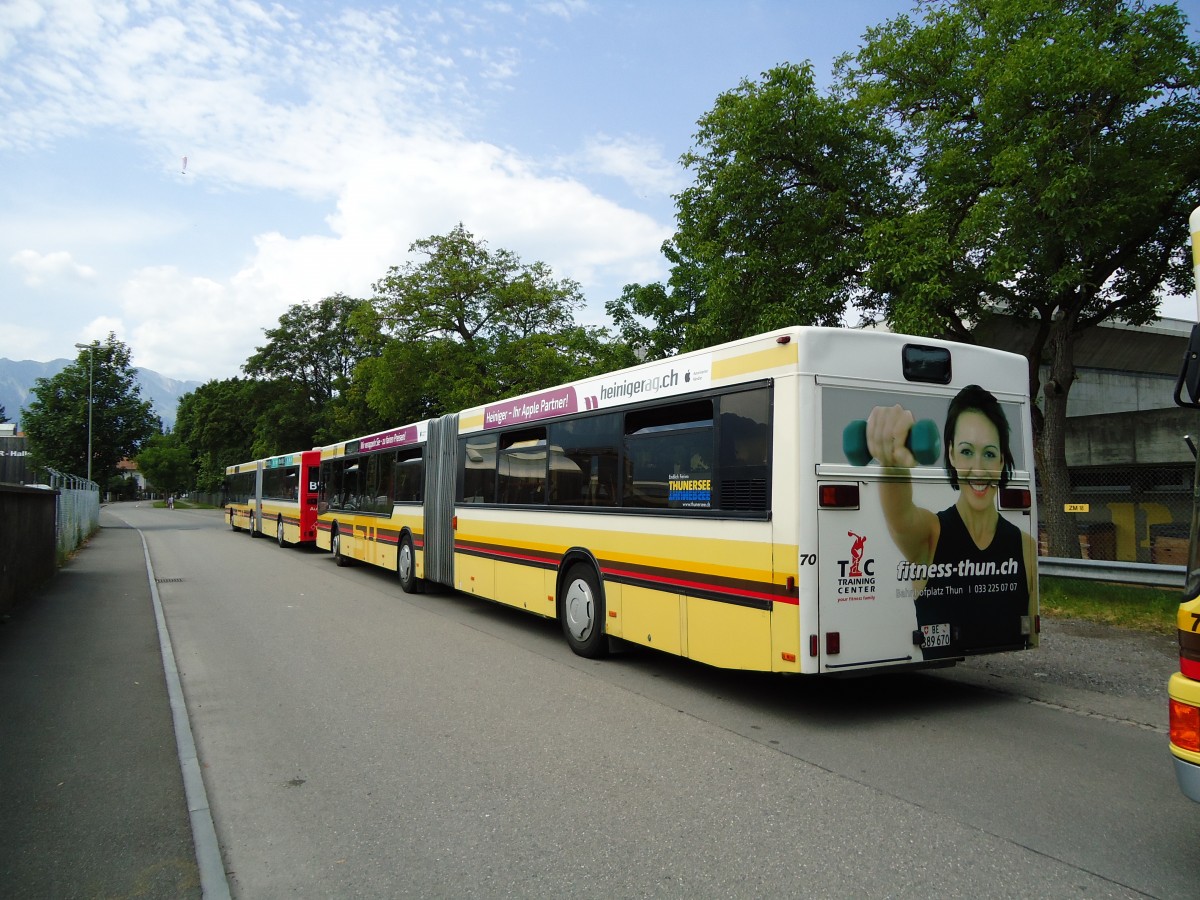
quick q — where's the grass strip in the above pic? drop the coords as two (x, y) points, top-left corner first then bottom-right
(1039, 575), (1182, 635)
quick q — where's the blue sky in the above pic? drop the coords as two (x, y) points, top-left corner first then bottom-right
(2, 1), (1198, 382)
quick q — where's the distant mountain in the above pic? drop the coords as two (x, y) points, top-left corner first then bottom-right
(0, 358), (203, 432)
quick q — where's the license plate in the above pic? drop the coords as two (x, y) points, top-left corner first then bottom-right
(921, 623), (950, 648)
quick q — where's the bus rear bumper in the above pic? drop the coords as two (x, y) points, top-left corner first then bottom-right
(1172, 755), (1200, 803)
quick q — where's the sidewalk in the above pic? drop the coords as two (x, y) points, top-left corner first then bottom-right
(0, 514), (202, 898)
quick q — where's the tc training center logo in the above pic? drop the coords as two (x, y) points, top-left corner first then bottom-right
(837, 531), (876, 601)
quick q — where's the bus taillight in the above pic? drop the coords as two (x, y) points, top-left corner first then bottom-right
(819, 484), (859, 508)
(999, 487), (1031, 509)
(1170, 698), (1200, 752)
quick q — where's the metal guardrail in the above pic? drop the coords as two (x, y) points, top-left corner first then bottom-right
(1039, 556), (1187, 589)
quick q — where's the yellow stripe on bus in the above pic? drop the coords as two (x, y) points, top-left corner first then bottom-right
(711, 341), (798, 382)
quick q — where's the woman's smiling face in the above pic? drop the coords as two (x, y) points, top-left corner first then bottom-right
(950, 409), (1002, 510)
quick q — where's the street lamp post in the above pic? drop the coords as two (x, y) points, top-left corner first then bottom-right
(74, 342), (95, 483)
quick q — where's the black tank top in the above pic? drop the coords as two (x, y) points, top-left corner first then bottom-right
(915, 505), (1030, 659)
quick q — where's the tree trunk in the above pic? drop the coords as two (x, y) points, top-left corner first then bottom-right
(1038, 320), (1080, 559)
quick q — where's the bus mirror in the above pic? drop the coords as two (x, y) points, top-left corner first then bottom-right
(1175, 323), (1200, 409)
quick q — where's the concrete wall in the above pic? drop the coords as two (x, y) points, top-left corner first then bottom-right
(1064, 369), (1178, 417)
(1066, 406), (1198, 467)
(0, 484), (57, 616)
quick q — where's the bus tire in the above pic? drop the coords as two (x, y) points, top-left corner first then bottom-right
(397, 535), (420, 593)
(332, 529), (350, 567)
(560, 563), (607, 659)
(228, 509), (237, 530)
(276, 517), (288, 548)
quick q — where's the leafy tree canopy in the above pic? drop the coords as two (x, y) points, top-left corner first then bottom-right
(136, 432), (194, 496)
(23, 334), (161, 483)
(614, 0), (1200, 557)
(365, 224), (632, 417)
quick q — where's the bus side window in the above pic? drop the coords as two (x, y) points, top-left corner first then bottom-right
(394, 449), (423, 503)
(623, 399), (714, 509)
(548, 414), (620, 507)
(498, 428), (547, 505)
(340, 460), (362, 510)
(363, 453), (392, 513)
(460, 435), (497, 503)
(717, 387), (771, 512)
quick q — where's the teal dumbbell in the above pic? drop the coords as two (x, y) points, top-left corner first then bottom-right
(843, 418), (941, 466)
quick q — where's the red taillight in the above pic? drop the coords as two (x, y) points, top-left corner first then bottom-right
(819, 484), (859, 508)
(826, 631), (841, 655)
(1170, 698), (1200, 752)
(999, 487), (1031, 509)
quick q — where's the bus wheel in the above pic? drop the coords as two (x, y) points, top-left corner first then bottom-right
(560, 563), (607, 658)
(332, 530), (349, 567)
(228, 509), (236, 530)
(397, 535), (420, 593)
(276, 517), (287, 548)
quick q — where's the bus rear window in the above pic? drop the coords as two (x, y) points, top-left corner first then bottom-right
(902, 344), (952, 384)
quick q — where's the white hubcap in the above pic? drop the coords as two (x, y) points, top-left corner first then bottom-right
(564, 578), (594, 641)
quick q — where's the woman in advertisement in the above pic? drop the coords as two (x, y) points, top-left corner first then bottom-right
(867, 384), (1036, 659)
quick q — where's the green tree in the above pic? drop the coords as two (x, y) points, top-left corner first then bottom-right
(174, 377), (262, 492)
(840, 0), (1200, 556)
(632, 0), (1200, 557)
(135, 432), (194, 497)
(608, 62), (900, 355)
(23, 334), (161, 483)
(243, 294), (385, 444)
(366, 224), (630, 418)
(0, 403), (8, 423)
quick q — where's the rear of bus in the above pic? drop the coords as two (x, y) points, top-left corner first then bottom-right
(259, 450), (321, 546)
(805, 330), (1039, 673)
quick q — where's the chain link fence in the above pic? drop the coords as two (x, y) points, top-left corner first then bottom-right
(44, 468), (100, 560)
(1037, 461), (1193, 565)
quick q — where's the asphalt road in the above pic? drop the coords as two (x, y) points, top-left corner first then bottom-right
(114, 503), (1200, 898)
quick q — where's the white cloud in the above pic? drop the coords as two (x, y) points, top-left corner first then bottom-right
(572, 133), (686, 196)
(10, 249), (98, 286)
(0, 1), (678, 380)
(109, 133), (671, 380)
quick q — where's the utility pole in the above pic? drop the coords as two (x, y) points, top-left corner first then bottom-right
(73, 341), (96, 483)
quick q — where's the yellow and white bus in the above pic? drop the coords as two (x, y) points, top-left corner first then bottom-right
(224, 449), (322, 546)
(319, 326), (1039, 674)
(316, 422), (429, 591)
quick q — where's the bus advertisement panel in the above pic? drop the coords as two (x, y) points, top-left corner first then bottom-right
(816, 380), (1036, 671)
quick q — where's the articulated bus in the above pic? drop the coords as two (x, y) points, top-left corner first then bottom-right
(225, 449), (322, 546)
(315, 326), (1038, 675)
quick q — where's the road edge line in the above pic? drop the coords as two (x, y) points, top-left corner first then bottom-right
(135, 527), (233, 900)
